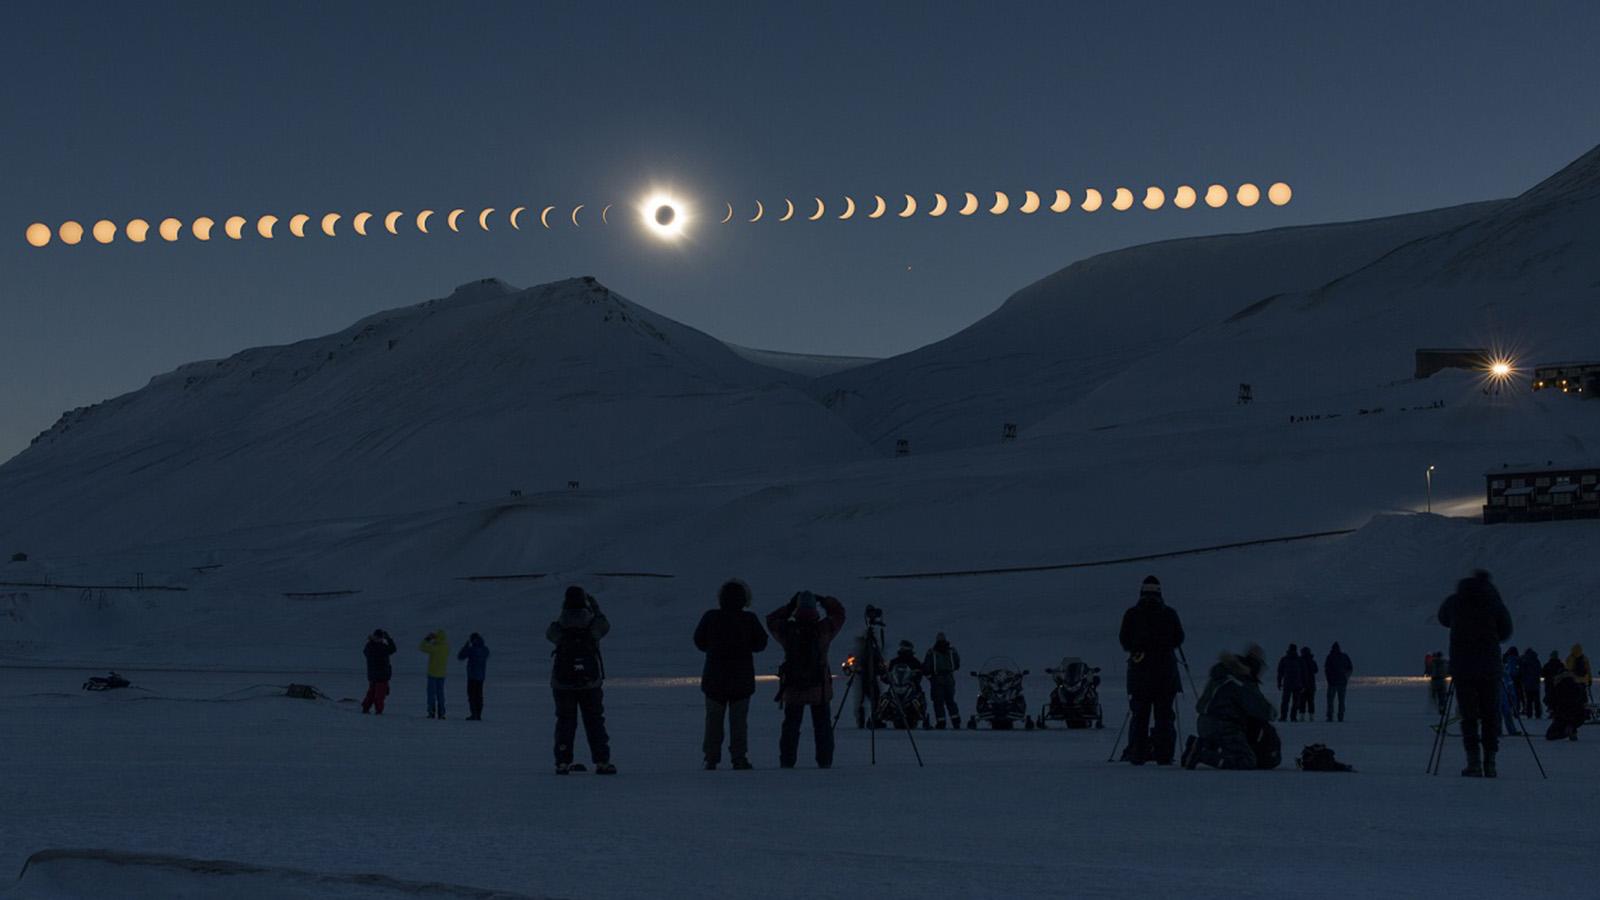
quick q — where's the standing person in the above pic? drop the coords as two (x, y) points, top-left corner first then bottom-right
(1323, 642), (1353, 722)
(1503, 647), (1524, 717)
(923, 632), (963, 729)
(1519, 647), (1542, 719)
(1499, 648), (1522, 737)
(419, 629), (450, 719)
(1541, 650), (1566, 714)
(1183, 644), (1279, 770)
(361, 628), (397, 715)
(1566, 644), (1592, 701)
(693, 578), (769, 770)
(548, 586), (614, 774)
(457, 633), (490, 721)
(1118, 575), (1185, 765)
(1438, 570), (1514, 777)
(1276, 644), (1305, 723)
(1299, 646), (1319, 721)
(767, 591), (847, 769)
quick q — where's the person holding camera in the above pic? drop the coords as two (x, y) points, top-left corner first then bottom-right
(457, 632), (491, 721)
(693, 578), (769, 770)
(419, 629), (451, 719)
(548, 585), (614, 775)
(361, 628), (397, 715)
(1438, 569), (1514, 777)
(767, 591), (847, 768)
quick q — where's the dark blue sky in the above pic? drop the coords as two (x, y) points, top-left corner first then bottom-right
(3, 1), (1598, 460)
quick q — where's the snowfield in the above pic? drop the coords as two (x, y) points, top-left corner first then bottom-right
(4, 145), (1600, 896)
(3, 668), (1596, 900)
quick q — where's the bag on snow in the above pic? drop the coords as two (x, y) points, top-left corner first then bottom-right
(552, 628), (604, 687)
(1296, 743), (1353, 772)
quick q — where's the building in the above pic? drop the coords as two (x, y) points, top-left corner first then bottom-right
(1414, 348), (1489, 379)
(1483, 462), (1600, 524)
(1532, 362), (1600, 396)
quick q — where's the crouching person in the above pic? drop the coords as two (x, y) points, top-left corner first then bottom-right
(1183, 645), (1281, 770)
(768, 591), (847, 768)
(548, 586), (615, 775)
(1546, 669), (1586, 742)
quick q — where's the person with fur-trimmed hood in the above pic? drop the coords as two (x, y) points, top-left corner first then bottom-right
(767, 591), (847, 768)
(547, 585), (614, 775)
(1438, 569), (1514, 777)
(1118, 575), (1185, 765)
(1545, 668), (1586, 741)
(693, 578), (769, 770)
(1183, 644), (1281, 770)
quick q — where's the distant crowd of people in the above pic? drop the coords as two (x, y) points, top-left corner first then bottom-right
(350, 570), (1589, 777)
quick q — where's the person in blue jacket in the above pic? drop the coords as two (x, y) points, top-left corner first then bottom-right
(457, 632), (491, 721)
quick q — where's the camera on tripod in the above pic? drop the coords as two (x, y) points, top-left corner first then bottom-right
(865, 604), (885, 627)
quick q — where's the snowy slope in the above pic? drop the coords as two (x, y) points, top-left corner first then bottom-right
(0, 277), (872, 553)
(726, 345), (879, 378)
(815, 202), (1502, 453)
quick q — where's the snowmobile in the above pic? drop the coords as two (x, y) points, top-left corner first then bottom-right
(1037, 657), (1104, 729)
(967, 657), (1033, 730)
(875, 663), (930, 729)
(81, 671), (131, 692)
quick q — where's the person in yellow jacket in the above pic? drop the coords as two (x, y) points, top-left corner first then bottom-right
(420, 630), (451, 719)
(1566, 644), (1592, 702)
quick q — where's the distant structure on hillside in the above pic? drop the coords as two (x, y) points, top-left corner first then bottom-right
(1237, 383), (1253, 405)
(1532, 362), (1600, 397)
(1415, 348), (1488, 379)
(1483, 462), (1600, 524)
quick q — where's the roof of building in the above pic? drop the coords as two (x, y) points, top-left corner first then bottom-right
(1485, 461), (1600, 477)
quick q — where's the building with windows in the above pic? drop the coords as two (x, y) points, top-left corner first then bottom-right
(1532, 362), (1600, 396)
(1483, 462), (1600, 523)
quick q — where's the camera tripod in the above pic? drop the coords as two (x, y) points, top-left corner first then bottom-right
(1426, 681), (1546, 778)
(831, 614), (924, 767)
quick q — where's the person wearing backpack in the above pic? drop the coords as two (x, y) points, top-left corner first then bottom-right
(1438, 570), (1514, 777)
(923, 633), (962, 729)
(693, 579), (769, 770)
(361, 628), (397, 715)
(456, 632), (490, 721)
(767, 591), (847, 769)
(547, 586), (614, 775)
(418, 629), (451, 719)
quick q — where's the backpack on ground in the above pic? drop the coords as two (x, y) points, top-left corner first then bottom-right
(1296, 743), (1353, 772)
(552, 627), (604, 687)
(779, 622), (826, 695)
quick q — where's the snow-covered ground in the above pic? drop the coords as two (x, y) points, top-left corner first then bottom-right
(2, 667), (1595, 899)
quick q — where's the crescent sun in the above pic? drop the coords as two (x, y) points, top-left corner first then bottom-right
(601, 204), (612, 225)
(1081, 189), (1103, 212)
(416, 210), (434, 234)
(353, 212), (372, 235)
(839, 196), (856, 219)
(571, 205), (584, 227)
(868, 195), (886, 218)
(1020, 191), (1041, 214)
(750, 201), (764, 223)
(478, 208), (494, 231)
(989, 192), (1010, 215)
(959, 193), (979, 215)
(321, 213), (340, 237)
(929, 193), (948, 217)
(779, 199), (795, 222)
(1050, 189), (1071, 213)
(540, 206), (555, 229)
(509, 206), (526, 229)
(192, 217), (215, 241)
(721, 203), (733, 224)
(224, 216), (246, 240)
(898, 194), (917, 217)
(808, 197), (825, 221)
(1112, 188), (1134, 211)
(447, 209), (464, 232)
(384, 211), (403, 234)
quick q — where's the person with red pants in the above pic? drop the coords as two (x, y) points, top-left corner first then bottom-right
(361, 628), (396, 714)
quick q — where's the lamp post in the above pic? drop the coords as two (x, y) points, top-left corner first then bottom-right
(1426, 465), (1436, 514)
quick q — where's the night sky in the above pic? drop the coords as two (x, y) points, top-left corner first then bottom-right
(3, 1), (1598, 460)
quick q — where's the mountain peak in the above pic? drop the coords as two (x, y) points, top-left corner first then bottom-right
(1516, 141), (1600, 206)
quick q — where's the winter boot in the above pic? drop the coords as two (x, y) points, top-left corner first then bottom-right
(555, 763), (571, 775)
(936, 718), (947, 729)
(704, 761), (718, 771)
(732, 758), (753, 770)
(1460, 748), (1483, 777)
(1483, 752), (1497, 779)
(595, 762), (617, 775)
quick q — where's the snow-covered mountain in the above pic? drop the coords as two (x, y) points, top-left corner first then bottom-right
(0, 277), (872, 552)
